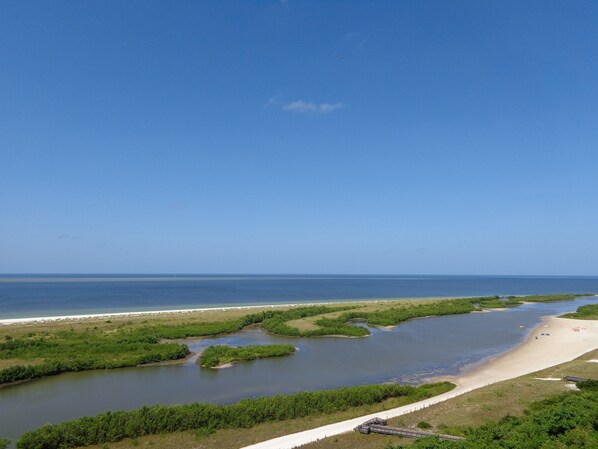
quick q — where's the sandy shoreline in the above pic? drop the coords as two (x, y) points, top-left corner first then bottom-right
(0, 297), (453, 326)
(241, 315), (598, 449)
(2, 294), (594, 326)
(0, 302), (340, 326)
(449, 316), (597, 386)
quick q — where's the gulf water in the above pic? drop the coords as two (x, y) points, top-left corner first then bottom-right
(2, 274), (598, 318)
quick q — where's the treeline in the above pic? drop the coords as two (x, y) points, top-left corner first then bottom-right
(391, 381), (598, 449)
(16, 382), (455, 449)
(199, 344), (296, 368)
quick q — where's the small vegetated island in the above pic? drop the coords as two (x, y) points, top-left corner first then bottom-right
(0, 293), (594, 385)
(198, 344), (296, 368)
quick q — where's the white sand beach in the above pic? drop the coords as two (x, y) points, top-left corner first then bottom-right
(0, 303), (331, 326)
(2, 295), (594, 326)
(241, 316), (598, 449)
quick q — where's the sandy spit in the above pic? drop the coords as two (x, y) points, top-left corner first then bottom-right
(0, 302), (339, 326)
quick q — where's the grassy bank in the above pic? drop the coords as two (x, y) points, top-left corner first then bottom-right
(1, 294), (594, 385)
(69, 350), (598, 449)
(199, 344), (296, 368)
(16, 382), (455, 449)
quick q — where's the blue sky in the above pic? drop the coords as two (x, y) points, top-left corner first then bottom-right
(1, 1), (597, 275)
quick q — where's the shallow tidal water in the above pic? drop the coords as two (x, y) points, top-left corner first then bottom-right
(0, 296), (596, 443)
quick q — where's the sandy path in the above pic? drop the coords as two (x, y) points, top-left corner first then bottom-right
(241, 317), (598, 449)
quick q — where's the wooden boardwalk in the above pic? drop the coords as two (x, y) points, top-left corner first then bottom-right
(563, 375), (588, 383)
(356, 417), (465, 441)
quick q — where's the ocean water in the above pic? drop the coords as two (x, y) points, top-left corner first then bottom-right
(2, 274), (598, 319)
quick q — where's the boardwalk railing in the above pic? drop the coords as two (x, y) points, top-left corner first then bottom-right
(356, 417), (465, 441)
(563, 375), (588, 383)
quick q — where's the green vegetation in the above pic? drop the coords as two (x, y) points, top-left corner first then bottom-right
(16, 382), (455, 449)
(561, 303), (598, 320)
(1, 294), (593, 385)
(470, 297), (521, 308)
(0, 305), (351, 385)
(394, 382), (598, 448)
(258, 306), (370, 337)
(0, 331), (190, 384)
(576, 379), (598, 392)
(0, 439), (10, 449)
(509, 293), (588, 303)
(283, 351), (598, 449)
(199, 344), (296, 368)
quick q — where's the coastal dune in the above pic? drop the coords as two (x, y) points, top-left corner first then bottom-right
(241, 316), (598, 449)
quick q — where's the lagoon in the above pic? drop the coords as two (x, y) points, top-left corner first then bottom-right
(0, 296), (595, 443)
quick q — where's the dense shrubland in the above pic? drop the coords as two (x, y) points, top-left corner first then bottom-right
(199, 344), (296, 368)
(561, 303), (598, 320)
(392, 381), (598, 449)
(16, 382), (455, 449)
(0, 332), (189, 384)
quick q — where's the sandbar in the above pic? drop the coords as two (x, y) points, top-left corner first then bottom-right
(0, 302), (336, 326)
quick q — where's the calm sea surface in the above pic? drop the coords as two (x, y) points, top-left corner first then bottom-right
(2, 274), (598, 318)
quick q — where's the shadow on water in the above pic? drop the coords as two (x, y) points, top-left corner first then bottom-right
(0, 296), (596, 444)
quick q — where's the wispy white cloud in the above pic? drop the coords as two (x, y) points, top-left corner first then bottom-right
(283, 100), (345, 114)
